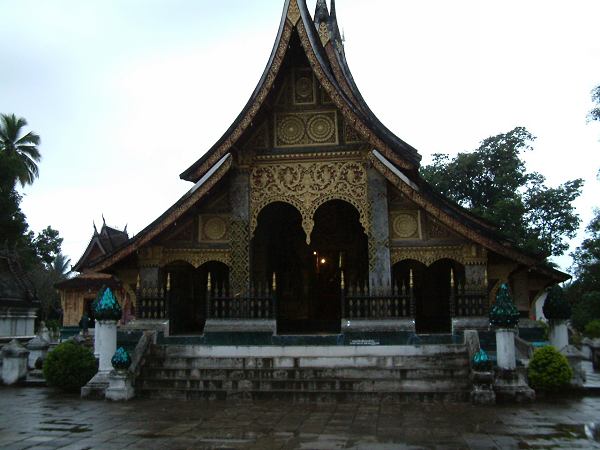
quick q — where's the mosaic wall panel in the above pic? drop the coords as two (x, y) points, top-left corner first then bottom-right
(274, 111), (338, 148)
(229, 220), (250, 296)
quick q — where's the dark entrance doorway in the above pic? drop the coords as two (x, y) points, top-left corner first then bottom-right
(392, 259), (464, 334)
(251, 201), (368, 334)
(166, 261), (229, 335)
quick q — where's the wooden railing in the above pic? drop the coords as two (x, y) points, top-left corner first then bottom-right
(342, 280), (414, 319)
(454, 284), (489, 317)
(207, 282), (276, 320)
(136, 286), (169, 320)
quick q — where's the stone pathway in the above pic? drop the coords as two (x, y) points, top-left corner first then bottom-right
(0, 386), (599, 449)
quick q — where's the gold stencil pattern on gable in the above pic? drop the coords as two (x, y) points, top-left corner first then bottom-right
(250, 160), (370, 244)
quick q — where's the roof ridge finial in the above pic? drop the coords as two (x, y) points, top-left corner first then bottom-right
(314, 0), (329, 25)
(93, 221), (98, 235)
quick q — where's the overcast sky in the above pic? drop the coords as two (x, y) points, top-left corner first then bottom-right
(1, 0), (599, 272)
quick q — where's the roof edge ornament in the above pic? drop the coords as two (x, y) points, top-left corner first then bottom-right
(314, 0), (331, 46)
(287, 0), (301, 25)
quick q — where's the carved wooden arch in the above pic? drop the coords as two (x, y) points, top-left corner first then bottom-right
(160, 250), (230, 269)
(249, 160), (371, 244)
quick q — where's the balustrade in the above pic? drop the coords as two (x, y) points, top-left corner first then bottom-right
(342, 278), (414, 320)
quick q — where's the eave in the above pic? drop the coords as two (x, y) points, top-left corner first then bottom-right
(87, 153), (233, 273)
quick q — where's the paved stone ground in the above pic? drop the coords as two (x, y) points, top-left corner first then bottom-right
(0, 386), (599, 450)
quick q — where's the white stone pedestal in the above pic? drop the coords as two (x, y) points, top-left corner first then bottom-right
(549, 321), (569, 352)
(81, 320), (117, 398)
(496, 329), (516, 370)
(97, 320), (117, 374)
(1, 340), (29, 385)
(93, 327), (100, 358)
(106, 372), (135, 401)
(26, 335), (49, 369)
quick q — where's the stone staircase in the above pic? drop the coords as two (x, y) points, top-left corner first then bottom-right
(136, 343), (472, 402)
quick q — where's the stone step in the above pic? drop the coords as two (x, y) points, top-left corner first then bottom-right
(139, 366), (470, 381)
(144, 355), (469, 371)
(136, 387), (470, 403)
(137, 377), (471, 393)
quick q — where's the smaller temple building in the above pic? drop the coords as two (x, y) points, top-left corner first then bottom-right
(56, 222), (129, 327)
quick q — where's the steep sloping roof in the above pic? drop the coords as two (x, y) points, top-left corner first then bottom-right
(369, 150), (569, 283)
(179, 0), (422, 184)
(85, 153), (233, 273)
(73, 221), (129, 272)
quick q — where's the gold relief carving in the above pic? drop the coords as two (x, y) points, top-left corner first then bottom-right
(318, 22), (330, 46)
(391, 212), (419, 239)
(321, 88), (333, 105)
(138, 246), (164, 267)
(245, 122), (268, 150)
(275, 111), (338, 148)
(294, 69), (315, 105)
(344, 121), (362, 144)
(161, 249), (230, 269)
(428, 218), (450, 239)
(287, 0), (301, 25)
(250, 160), (370, 244)
(200, 215), (228, 242)
(391, 245), (487, 267)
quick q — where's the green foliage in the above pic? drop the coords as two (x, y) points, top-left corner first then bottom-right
(570, 209), (600, 297)
(0, 113), (41, 189)
(31, 226), (63, 267)
(421, 127), (583, 257)
(528, 346), (573, 392)
(571, 291), (600, 332)
(584, 320), (600, 339)
(489, 283), (520, 328)
(535, 320), (550, 340)
(542, 285), (572, 321)
(42, 341), (97, 392)
(589, 85), (600, 123)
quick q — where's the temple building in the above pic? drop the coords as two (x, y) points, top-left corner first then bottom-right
(61, 0), (567, 338)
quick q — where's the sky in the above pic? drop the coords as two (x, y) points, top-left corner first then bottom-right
(1, 0), (599, 272)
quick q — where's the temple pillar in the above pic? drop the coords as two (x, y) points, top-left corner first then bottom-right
(367, 168), (391, 294)
(229, 170), (250, 296)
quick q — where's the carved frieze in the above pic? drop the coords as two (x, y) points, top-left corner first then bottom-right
(287, 0), (301, 25)
(161, 248), (230, 269)
(391, 245), (487, 267)
(275, 111), (338, 148)
(250, 159), (370, 243)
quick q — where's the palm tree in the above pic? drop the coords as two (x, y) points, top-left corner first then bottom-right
(51, 253), (71, 280)
(0, 114), (41, 189)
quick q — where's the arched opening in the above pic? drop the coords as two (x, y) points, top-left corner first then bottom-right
(165, 260), (229, 335)
(392, 258), (465, 334)
(251, 200), (368, 334)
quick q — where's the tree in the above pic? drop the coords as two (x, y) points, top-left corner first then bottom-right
(570, 209), (600, 295)
(589, 85), (600, 123)
(421, 127), (583, 258)
(0, 114), (41, 190)
(31, 226), (63, 267)
(51, 253), (71, 279)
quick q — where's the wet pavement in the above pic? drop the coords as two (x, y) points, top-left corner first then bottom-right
(0, 386), (599, 449)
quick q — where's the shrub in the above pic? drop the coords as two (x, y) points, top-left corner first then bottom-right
(528, 346), (573, 392)
(542, 285), (571, 321)
(43, 341), (97, 392)
(571, 291), (600, 332)
(584, 320), (600, 339)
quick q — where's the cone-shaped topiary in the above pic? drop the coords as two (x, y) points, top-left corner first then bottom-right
(111, 347), (132, 372)
(528, 346), (573, 391)
(489, 283), (520, 329)
(472, 348), (492, 371)
(543, 285), (572, 322)
(94, 287), (122, 321)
